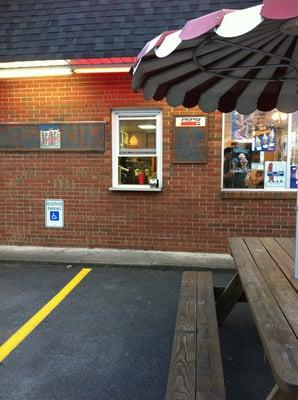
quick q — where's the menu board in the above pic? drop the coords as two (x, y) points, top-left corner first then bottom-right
(173, 116), (207, 163)
(0, 122), (105, 152)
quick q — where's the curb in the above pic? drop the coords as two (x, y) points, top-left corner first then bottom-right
(0, 245), (236, 272)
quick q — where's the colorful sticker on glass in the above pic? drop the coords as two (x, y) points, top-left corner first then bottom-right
(231, 111), (254, 142)
(264, 161), (286, 189)
(40, 125), (61, 149)
(290, 165), (298, 189)
(254, 124), (276, 152)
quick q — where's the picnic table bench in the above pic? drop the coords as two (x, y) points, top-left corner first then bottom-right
(166, 271), (225, 400)
(217, 237), (298, 400)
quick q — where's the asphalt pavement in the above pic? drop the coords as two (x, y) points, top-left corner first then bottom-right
(0, 262), (275, 400)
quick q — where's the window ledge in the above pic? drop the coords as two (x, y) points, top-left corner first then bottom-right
(221, 190), (297, 200)
(109, 187), (162, 192)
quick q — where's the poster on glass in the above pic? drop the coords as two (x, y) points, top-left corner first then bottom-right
(290, 165), (298, 189)
(264, 161), (286, 189)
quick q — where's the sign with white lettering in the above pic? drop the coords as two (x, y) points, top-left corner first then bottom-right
(175, 116), (206, 127)
(45, 200), (64, 228)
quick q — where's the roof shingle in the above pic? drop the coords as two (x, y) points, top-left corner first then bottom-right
(0, 0), (260, 62)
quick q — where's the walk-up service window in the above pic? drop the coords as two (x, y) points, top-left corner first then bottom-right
(222, 110), (298, 190)
(111, 109), (162, 190)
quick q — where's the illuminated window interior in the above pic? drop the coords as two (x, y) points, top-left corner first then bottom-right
(223, 110), (298, 190)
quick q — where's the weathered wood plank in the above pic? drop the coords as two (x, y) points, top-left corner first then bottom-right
(165, 271), (197, 400)
(196, 272), (226, 400)
(216, 273), (243, 326)
(275, 238), (295, 260)
(244, 238), (298, 337)
(229, 238), (298, 396)
(266, 384), (298, 400)
(165, 271), (226, 400)
(260, 237), (298, 292)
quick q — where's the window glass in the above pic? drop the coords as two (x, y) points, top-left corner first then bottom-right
(223, 110), (297, 190)
(290, 112), (298, 189)
(112, 110), (162, 189)
(119, 119), (156, 154)
(118, 156), (157, 185)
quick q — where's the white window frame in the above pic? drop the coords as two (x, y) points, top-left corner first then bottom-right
(111, 109), (163, 191)
(221, 112), (297, 192)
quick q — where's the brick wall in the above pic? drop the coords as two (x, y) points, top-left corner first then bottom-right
(0, 73), (296, 252)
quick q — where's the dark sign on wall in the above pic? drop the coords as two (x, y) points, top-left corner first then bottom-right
(0, 122), (105, 152)
(173, 116), (207, 163)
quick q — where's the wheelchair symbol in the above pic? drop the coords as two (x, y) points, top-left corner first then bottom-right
(50, 211), (60, 221)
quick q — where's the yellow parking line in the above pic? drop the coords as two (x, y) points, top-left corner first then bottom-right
(0, 267), (92, 362)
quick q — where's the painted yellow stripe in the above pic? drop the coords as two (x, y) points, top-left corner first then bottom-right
(0, 267), (92, 362)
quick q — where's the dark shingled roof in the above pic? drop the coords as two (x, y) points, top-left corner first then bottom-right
(0, 0), (260, 62)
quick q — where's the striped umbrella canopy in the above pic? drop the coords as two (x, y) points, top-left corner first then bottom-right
(131, 0), (298, 114)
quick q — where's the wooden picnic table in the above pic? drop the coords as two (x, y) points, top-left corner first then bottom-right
(217, 237), (298, 400)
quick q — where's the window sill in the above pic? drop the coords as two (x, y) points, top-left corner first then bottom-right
(221, 189), (297, 200)
(109, 187), (162, 192)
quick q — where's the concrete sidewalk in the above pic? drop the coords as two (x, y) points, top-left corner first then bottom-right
(0, 245), (235, 271)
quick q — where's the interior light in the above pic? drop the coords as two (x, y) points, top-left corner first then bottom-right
(280, 113), (288, 121)
(0, 67), (73, 78)
(138, 125), (156, 130)
(272, 111), (288, 121)
(73, 66), (131, 74)
(129, 135), (138, 147)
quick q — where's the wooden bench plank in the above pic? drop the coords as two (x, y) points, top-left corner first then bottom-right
(244, 238), (298, 337)
(260, 238), (298, 292)
(229, 238), (298, 396)
(165, 271), (225, 400)
(196, 272), (226, 400)
(165, 271), (196, 400)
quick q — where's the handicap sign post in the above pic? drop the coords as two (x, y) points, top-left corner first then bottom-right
(45, 200), (64, 228)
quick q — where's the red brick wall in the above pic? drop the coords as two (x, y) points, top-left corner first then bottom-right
(0, 73), (296, 252)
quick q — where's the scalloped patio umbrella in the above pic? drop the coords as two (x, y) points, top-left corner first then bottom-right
(131, 0), (298, 278)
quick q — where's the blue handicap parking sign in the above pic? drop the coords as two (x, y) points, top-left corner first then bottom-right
(45, 200), (64, 228)
(50, 211), (60, 221)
